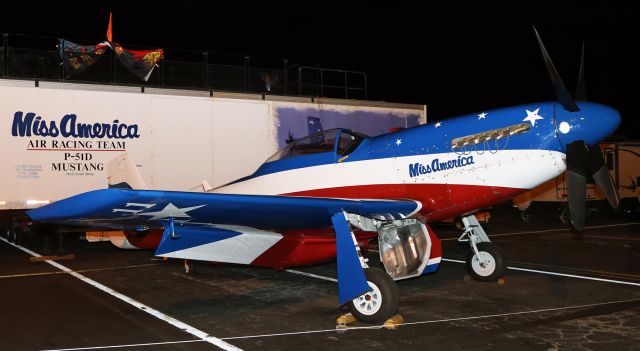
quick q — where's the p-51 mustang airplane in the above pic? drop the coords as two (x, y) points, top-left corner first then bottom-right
(28, 29), (621, 323)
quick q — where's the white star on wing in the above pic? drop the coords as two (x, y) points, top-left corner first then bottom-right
(135, 203), (205, 221)
(435, 122), (442, 128)
(523, 108), (544, 127)
(478, 112), (487, 120)
(396, 139), (402, 146)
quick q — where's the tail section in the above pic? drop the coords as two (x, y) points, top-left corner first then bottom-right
(107, 153), (148, 190)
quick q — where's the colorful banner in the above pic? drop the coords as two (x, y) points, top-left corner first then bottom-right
(58, 39), (109, 75)
(111, 43), (164, 81)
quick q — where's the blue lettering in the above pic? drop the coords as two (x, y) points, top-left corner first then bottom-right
(12, 111), (35, 137)
(10, 111), (140, 139)
(431, 159), (439, 172)
(48, 121), (59, 137)
(409, 163), (421, 177)
(410, 155), (475, 177)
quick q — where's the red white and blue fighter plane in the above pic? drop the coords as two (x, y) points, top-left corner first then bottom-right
(27, 29), (622, 323)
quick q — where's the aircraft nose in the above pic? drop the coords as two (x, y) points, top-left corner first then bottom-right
(555, 102), (621, 149)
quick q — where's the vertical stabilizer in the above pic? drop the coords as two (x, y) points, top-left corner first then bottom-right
(107, 153), (148, 190)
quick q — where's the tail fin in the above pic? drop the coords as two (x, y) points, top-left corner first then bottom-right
(107, 153), (148, 190)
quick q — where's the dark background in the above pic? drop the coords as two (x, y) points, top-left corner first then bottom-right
(1, 1), (636, 137)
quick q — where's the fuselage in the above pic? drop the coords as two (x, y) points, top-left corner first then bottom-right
(214, 101), (620, 222)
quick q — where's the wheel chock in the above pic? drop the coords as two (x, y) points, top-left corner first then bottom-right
(29, 254), (75, 263)
(336, 312), (357, 326)
(383, 314), (404, 330)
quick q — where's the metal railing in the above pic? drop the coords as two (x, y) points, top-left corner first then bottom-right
(0, 33), (367, 100)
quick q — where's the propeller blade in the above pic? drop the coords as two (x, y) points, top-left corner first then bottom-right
(575, 42), (587, 101)
(566, 141), (589, 231)
(567, 170), (587, 231)
(533, 26), (580, 112)
(588, 146), (620, 209)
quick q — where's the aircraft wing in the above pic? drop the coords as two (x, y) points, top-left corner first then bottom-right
(28, 188), (420, 305)
(27, 188), (420, 230)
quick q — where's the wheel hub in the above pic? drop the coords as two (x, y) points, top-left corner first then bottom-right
(353, 281), (382, 316)
(472, 251), (496, 277)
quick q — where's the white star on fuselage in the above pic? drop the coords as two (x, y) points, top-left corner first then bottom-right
(135, 203), (205, 221)
(396, 138), (402, 146)
(435, 122), (442, 128)
(523, 108), (544, 127)
(478, 112), (487, 120)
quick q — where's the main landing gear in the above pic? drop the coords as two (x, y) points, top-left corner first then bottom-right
(347, 267), (399, 323)
(458, 214), (507, 282)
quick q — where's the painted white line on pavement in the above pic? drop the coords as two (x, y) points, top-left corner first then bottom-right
(0, 236), (242, 351)
(220, 298), (640, 340)
(440, 222), (640, 241)
(0, 263), (160, 279)
(285, 269), (338, 282)
(40, 339), (202, 351)
(440, 258), (640, 287)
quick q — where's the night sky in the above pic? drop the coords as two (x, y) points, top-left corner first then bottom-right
(1, 1), (637, 137)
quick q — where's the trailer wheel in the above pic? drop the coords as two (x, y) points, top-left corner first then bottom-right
(347, 267), (399, 323)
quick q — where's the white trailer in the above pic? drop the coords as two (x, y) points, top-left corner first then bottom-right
(1, 79), (426, 235)
(513, 141), (640, 221)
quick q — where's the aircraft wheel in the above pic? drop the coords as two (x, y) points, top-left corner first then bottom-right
(466, 243), (506, 282)
(348, 267), (399, 323)
(183, 260), (195, 276)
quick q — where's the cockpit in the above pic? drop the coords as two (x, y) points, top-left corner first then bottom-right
(266, 129), (367, 163)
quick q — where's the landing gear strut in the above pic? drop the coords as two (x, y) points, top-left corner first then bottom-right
(458, 214), (507, 281)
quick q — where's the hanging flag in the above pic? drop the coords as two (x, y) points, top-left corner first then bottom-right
(58, 39), (109, 75)
(111, 42), (164, 81)
(106, 12), (113, 42)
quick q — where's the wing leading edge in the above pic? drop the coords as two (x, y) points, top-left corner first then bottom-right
(27, 189), (421, 231)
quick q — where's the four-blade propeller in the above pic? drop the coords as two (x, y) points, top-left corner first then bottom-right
(533, 26), (620, 231)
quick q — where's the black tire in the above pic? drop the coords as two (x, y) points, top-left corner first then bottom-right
(465, 242), (507, 282)
(184, 260), (195, 276)
(8, 227), (17, 243)
(347, 267), (399, 323)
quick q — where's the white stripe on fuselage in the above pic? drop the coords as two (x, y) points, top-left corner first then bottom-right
(214, 150), (566, 196)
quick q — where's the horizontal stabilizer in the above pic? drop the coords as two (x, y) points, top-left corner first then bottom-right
(155, 224), (283, 265)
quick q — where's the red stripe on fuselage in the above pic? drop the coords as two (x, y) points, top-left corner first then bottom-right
(286, 183), (525, 221)
(251, 230), (377, 269)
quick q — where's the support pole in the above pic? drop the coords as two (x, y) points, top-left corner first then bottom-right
(203, 51), (208, 89)
(3, 33), (8, 77)
(283, 59), (288, 95)
(244, 56), (250, 92)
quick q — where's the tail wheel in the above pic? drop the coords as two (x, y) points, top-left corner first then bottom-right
(347, 267), (399, 323)
(465, 242), (506, 282)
